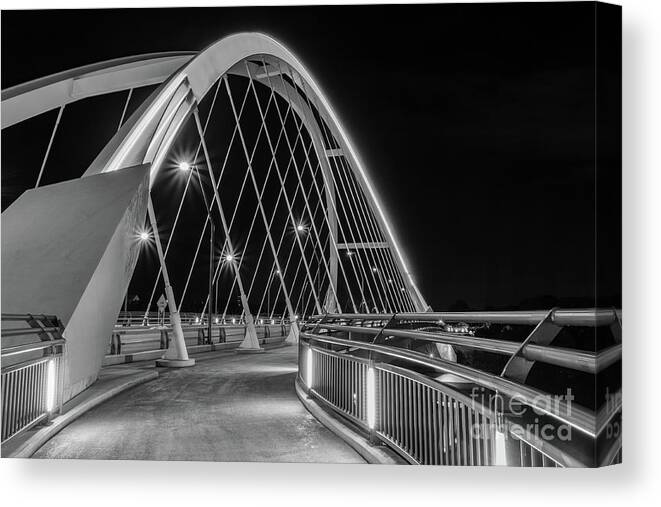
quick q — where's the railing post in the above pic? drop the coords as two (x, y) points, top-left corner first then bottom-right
(367, 360), (380, 444)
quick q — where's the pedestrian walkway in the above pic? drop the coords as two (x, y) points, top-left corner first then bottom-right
(32, 345), (364, 463)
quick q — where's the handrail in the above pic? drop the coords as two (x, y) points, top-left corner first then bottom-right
(309, 322), (620, 374)
(301, 331), (597, 437)
(312, 308), (621, 327)
(1, 313), (67, 443)
(2, 338), (67, 357)
(299, 310), (622, 466)
(1, 326), (63, 337)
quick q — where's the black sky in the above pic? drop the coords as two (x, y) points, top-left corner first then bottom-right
(1, 2), (621, 311)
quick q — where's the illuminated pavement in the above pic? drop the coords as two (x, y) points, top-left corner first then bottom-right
(33, 345), (364, 463)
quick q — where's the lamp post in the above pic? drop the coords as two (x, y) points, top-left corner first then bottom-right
(208, 221), (214, 344)
(181, 160), (215, 344)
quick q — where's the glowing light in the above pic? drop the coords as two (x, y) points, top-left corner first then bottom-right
(306, 347), (313, 388)
(388, 278), (393, 284)
(178, 161), (191, 172)
(494, 429), (508, 466)
(225, 254), (234, 262)
(294, 314), (299, 320)
(46, 359), (56, 412)
(372, 267), (378, 273)
(214, 317), (219, 324)
(296, 224), (305, 232)
(136, 228), (152, 242)
(366, 367), (376, 429)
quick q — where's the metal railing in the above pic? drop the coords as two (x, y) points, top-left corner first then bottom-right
(1, 314), (66, 444)
(115, 311), (290, 327)
(298, 309), (622, 467)
(107, 322), (291, 356)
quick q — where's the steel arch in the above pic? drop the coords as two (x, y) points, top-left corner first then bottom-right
(2, 32), (428, 312)
(89, 33), (428, 311)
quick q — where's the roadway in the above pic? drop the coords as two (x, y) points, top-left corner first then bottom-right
(33, 344), (364, 463)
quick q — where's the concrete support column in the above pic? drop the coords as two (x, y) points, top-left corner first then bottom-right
(286, 320), (299, 345)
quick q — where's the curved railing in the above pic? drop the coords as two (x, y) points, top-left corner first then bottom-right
(1, 314), (66, 444)
(298, 309), (622, 467)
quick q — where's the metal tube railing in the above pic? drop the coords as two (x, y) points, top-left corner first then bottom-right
(298, 309), (622, 467)
(312, 308), (621, 327)
(310, 323), (619, 374)
(1, 314), (66, 444)
(302, 331), (596, 436)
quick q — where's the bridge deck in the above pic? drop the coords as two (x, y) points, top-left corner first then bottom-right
(32, 345), (364, 463)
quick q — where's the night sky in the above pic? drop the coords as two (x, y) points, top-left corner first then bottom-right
(1, 2), (621, 311)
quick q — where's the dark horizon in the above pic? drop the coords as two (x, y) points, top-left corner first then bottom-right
(1, 2), (621, 312)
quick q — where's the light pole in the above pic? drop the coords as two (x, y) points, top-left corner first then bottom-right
(208, 221), (214, 344)
(180, 160), (215, 344)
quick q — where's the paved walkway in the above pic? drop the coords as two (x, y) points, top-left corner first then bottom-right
(33, 345), (364, 463)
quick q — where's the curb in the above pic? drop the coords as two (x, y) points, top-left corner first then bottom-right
(3, 369), (158, 458)
(295, 378), (404, 465)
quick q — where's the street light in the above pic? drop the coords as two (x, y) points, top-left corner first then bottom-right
(225, 254), (235, 262)
(178, 161), (191, 172)
(136, 228), (152, 243)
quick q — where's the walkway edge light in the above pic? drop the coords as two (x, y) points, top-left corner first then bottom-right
(45, 359), (56, 413)
(366, 366), (376, 429)
(306, 347), (313, 389)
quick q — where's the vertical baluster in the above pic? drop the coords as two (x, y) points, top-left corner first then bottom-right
(351, 361), (356, 418)
(400, 377), (409, 452)
(331, 355), (335, 405)
(483, 416), (492, 465)
(18, 369), (26, 433)
(387, 372), (393, 441)
(420, 384), (427, 464)
(448, 394), (456, 465)
(8, 371), (15, 439)
(460, 403), (468, 465)
(438, 391), (445, 465)
(417, 383), (423, 462)
(2, 373), (9, 440)
(323, 352), (327, 398)
(395, 373), (400, 444)
(24, 367), (31, 426)
(431, 389), (438, 465)
(467, 409), (475, 466)
(422, 385), (429, 465)
(407, 379), (413, 458)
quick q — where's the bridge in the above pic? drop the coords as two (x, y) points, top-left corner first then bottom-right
(1, 33), (621, 466)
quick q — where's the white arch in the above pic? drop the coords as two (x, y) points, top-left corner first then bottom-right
(1, 52), (196, 129)
(79, 32), (429, 311)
